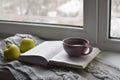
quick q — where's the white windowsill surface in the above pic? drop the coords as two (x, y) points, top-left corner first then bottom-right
(97, 51), (120, 68)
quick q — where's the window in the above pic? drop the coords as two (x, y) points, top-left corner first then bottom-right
(0, 0), (83, 26)
(0, 0), (98, 44)
(110, 0), (120, 38)
(98, 0), (120, 52)
(1, 0), (120, 52)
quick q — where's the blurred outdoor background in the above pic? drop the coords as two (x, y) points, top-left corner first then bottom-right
(0, 0), (83, 26)
(111, 0), (120, 38)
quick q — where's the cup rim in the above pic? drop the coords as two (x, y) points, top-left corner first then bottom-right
(63, 37), (89, 46)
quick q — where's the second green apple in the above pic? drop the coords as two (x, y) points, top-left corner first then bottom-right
(20, 38), (35, 53)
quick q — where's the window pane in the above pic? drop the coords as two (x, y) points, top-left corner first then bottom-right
(110, 0), (120, 38)
(0, 0), (83, 26)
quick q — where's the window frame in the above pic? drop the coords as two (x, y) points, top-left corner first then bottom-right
(0, 0), (98, 43)
(98, 0), (120, 52)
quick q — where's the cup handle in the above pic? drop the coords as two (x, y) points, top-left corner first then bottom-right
(82, 44), (93, 55)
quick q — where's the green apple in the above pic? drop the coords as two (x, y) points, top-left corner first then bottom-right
(20, 38), (35, 53)
(4, 44), (20, 61)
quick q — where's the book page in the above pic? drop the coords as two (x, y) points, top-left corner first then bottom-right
(49, 47), (101, 69)
(20, 41), (63, 61)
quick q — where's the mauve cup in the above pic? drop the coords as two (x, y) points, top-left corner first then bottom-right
(63, 37), (93, 57)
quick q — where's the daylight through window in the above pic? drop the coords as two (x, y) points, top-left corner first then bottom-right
(0, 0), (83, 26)
(110, 0), (120, 38)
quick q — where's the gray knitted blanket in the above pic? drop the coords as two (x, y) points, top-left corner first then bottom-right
(0, 34), (120, 80)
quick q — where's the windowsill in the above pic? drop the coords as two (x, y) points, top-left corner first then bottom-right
(97, 51), (120, 68)
(0, 36), (120, 67)
(0, 36), (120, 79)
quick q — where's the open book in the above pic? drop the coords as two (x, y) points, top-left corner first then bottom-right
(19, 41), (101, 69)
